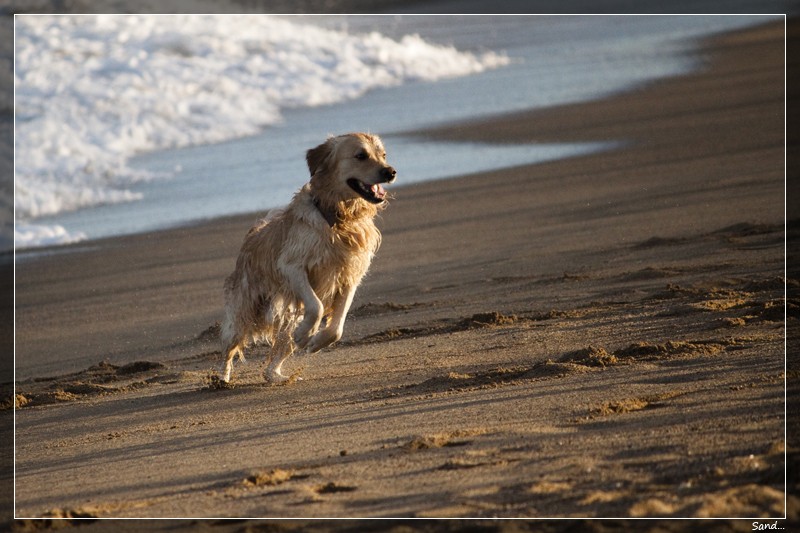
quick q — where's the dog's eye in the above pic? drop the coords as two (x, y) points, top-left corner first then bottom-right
(355, 152), (368, 161)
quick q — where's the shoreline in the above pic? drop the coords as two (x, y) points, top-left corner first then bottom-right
(12, 15), (782, 255)
(9, 18), (793, 522)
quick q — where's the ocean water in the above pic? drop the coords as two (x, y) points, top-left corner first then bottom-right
(13, 14), (780, 251)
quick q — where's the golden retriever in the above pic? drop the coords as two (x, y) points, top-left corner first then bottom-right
(220, 133), (396, 383)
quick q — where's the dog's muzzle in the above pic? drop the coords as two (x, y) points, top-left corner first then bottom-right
(348, 166), (396, 204)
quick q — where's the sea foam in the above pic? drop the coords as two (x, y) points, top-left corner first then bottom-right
(14, 15), (508, 248)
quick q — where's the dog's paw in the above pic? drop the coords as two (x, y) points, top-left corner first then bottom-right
(293, 334), (311, 349)
(292, 325), (315, 349)
(218, 363), (232, 383)
(306, 328), (342, 353)
(206, 374), (233, 390)
(265, 370), (290, 384)
(264, 369), (303, 384)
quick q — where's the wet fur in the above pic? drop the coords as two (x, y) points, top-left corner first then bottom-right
(220, 133), (395, 383)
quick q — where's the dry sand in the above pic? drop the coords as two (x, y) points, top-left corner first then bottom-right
(6, 18), (797, 530)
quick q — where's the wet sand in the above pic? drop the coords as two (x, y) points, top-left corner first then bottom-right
(7, 18), (795, 528)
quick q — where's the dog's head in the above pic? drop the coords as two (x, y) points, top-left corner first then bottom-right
(307, 133), (396, 206)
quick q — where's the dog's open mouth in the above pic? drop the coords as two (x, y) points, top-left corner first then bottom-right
(347, 178), (387, 204)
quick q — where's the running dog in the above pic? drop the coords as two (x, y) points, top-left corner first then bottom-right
(220, 133), (396, 383)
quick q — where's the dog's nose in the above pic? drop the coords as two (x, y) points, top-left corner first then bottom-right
(381, 166), (397, 183)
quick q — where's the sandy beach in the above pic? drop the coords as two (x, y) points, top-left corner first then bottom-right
(7, 17), (796, 528)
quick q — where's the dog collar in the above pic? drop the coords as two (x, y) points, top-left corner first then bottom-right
(312, 196), (339, 228)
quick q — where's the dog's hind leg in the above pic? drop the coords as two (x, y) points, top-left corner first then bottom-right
(219, 294), (246, 382)
(264, 328), (295, 383)
(221, 340), (243, 383)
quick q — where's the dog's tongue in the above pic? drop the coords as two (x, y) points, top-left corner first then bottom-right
(372, 183), (386, 198)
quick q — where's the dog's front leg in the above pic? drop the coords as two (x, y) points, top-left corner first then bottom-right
(306, 285), (356, 353)
(278, 262), (323, 349)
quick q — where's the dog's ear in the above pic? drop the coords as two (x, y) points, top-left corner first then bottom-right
(306, 138), (335, 177)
